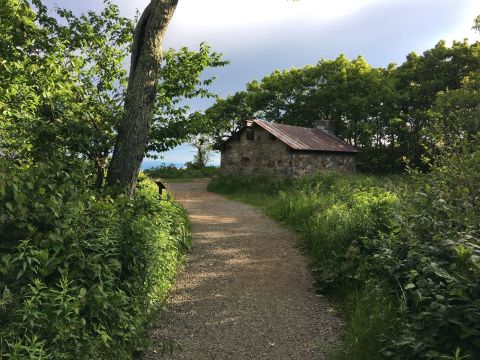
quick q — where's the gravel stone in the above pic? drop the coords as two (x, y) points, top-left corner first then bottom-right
(147, 179), (342, 359)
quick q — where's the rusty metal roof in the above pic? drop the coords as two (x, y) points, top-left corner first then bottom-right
(253, 120), (358, 153)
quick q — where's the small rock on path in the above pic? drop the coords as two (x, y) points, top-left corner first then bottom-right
(147, 178), (341, 359)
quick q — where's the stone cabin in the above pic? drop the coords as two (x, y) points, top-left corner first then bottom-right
(219, 119), (358, 177)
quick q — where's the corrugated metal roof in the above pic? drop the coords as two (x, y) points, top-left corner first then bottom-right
(253, 120), (358, 153)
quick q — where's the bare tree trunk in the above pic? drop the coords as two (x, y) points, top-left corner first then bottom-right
(107, 0), (178, 195)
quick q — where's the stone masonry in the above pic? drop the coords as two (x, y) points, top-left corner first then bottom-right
(220, 125), (356, 178)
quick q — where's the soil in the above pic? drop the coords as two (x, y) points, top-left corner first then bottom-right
(147, 178), (341, 360)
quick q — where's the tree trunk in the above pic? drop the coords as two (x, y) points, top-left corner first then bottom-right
(107, 0), (178, 195)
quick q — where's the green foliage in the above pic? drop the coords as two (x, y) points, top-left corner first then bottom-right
(380, 141), (480, 359)
(0, 0), (226, 186)
(0, 0), (78, 163)
(145, 165), (218, 180)
(331, 282), (398, 360)
(204, 91), (255, 145)
(185, 136), (214, 170)
(209, 172), (402, 358)
(0, 162), (190, 359)
(210, 173), (401, 290)
(474, 15), (480, 33)
(149, 44), (229, 154)
(0, 2), (206, 357)
(274, 178), (399, 290)
(0, 0), (132, 163)
(208, 144), (480, 359)
(205, 36), (480, 173)
(430, 73), (480, 152)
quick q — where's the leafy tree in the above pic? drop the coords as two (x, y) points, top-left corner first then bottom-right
(204, 91), (255, 146)
(474, 14), (480, 32)
(393, 39), (480, 168)
(0, 2), (204, 356)
(147, 44), (228, 155)
(1, 0), (226, 188)
(186, 136), (213, 169)
(206, 54), (401, 171)
(108, 0), (297, 193)
(0, 0), (78, 164)
(204, 37), (480, 173)
(0, 0), (133, 185)
(44, 1), (134, 187)
(107, 0), (179, 194)
(431, 73), (480, 151)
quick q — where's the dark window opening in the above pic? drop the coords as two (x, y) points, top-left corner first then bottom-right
(246, 128), (254, 140)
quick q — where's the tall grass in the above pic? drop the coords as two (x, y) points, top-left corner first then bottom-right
(209, 159), (480, 359)
(208, 172), (403, 359)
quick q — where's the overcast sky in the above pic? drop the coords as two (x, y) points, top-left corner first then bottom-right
(43, 0), (480, 167)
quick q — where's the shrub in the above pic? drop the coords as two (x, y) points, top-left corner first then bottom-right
(210, 172), (400, 290)
(209, 162), (480, 359)
(0, 161), (190, 359)
(209, 172), (401, 358)
(379, 146), (480, 359)
(144, 165), (218, 180)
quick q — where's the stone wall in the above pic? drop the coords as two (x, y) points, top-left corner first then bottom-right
(290, 151), (356, 177)
(220, 125), (356, 177)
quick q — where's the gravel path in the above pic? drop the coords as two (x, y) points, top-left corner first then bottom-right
(148, 178), (341, 359)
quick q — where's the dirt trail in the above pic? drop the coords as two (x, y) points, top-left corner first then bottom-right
(148, 178), (341, 359)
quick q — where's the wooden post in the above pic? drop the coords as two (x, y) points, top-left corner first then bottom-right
(155, 180), (167, 195)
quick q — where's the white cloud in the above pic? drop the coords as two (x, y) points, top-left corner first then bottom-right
(115, 0), (397, 49)
(116, 0), (387, 26)
(172, 0), (382, 28)
(57, 1), (479, 54)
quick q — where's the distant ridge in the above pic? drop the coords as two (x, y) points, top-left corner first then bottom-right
(141, 161), (185, 170)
